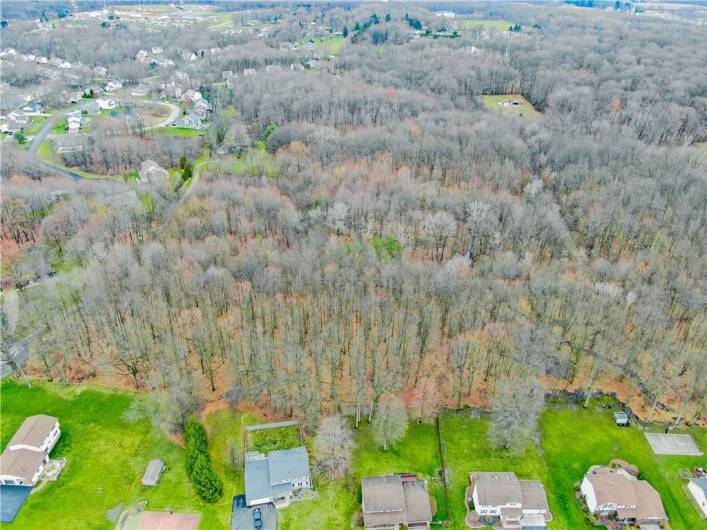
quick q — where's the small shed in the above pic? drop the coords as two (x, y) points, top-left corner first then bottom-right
(141, 459), (165, 487)
(614, 411), (629, 426)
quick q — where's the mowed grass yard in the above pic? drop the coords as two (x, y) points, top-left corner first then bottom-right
(3, 380), (704, 530)
(0, 380), (253, 530)
(442, 400), (707, 530)
(482, 94), (542, 118)
(459, 19), (513, 32)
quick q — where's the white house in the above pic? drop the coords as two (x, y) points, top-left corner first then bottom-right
(181, 89), (203, 103)
(468, 472), (551, 529)
(0, 415), (60, 487)
(6, 415), (60, 453)
(67, 115), (81, 134)
(96, 98), (118, 110)
(105, 81), (123, 92)
(580, 466), (667, 527)
(688, 478), (707, 518)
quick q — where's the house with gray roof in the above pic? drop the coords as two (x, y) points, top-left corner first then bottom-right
(361, 474), (433, 529)
(688, 477), (707, 518)
(467, 471), (551, 529)
(244, 447), (311, 507)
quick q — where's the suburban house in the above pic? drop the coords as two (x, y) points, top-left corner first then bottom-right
(580, 466), (668, 527)
(361, 474), (433, 529)
(467, 471), (551, 529)
(96, 98), (118, 110)
(138, 160), (169, 185)
(181, 89), (203, 104)
(21, 100), (43, 115)
(0, 415), (60, 486)
(244, 447), (311, 507)
(173, 113), (202, 129)
(67, 115), (82, 133)
(105, 80), (123, 92)
(687, 477), (707, 518)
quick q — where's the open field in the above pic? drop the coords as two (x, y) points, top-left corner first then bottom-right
(458, 19), (513, 31)
(481, 94), (542, 118)
(150, 127), (204, 138)
(3, 380), (704, 530)
(0, 380), (228, 530)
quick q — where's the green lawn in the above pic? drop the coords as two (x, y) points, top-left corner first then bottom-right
(0, 380), (227, 530)
(50, 118), (68, 134)
(441, 401), (707, 530)
(247, 425), (302, 453)
(25, 116), (48, 136)
(459, 19), (513, 31)
(150, 127), (204, 138)
(481, 94), (542, 119)
(441, 412), (554, 529)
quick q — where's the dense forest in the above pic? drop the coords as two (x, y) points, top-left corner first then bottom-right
(1, 1), (705, 443)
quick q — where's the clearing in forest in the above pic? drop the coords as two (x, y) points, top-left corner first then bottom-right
(481, 94), (542, 118)
(458, 19), (514, 32)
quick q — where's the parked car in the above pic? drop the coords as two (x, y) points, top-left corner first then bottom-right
(253, 508), (262, 529)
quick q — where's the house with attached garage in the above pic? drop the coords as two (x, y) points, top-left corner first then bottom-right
(467, 471), (552, 529)
(244, 447), (311, 507)
(580, 465), (668, 528)
(361, 474), (433, 529)
(0, 415), (61, 486)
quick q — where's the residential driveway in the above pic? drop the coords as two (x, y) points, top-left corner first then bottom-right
(231, 495), (277, 530)
(145, 101), (180, 130)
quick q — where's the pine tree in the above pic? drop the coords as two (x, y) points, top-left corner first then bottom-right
(191, 453), (223, 503)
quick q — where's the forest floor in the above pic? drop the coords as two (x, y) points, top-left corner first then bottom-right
(2, 380), (704, 530)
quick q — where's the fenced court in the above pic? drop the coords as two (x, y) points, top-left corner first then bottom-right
(137, 511), (201, 530)
(645, 433), (703, 456)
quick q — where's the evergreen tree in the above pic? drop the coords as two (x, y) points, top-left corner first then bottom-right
(191, 453), (223, 503)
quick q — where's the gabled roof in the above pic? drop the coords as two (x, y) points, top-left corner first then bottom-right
(268, 447), (310, 484)
(473, 472), (522, 506)
(8, 415), (58, 450)
(361, 474), (432, 527)
(245, 455), (271, 505)
(690, 477), (707, 495)
(0, 448), (45, 481)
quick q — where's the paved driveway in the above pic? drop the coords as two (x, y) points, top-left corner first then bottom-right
(231, 495), (277, 530)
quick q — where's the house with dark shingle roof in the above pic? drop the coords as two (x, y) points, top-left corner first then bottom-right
(244, 447), (311, 507)
(361, 474), (433, 529)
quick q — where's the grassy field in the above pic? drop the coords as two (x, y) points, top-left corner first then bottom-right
(3, 380), (703, 530)
(150, 127), (204, 138)
(458, 19), (513, 31)
(482, 94), (542, 118)
(442, 401), (706, 530)
(25, 116), (48, 136)
(0, 380), (227, 530)
(247, 424), (302, 453)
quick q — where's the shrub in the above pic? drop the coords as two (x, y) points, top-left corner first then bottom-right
(191, 452), (224, 503)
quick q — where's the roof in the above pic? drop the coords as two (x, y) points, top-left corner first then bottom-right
(361, 474), (432, 527)
(402, 479), (433, 523)
(245, 455), (271, 505)
(518, 480), (549, 511)
(8, 415), (58, 450)
(586, 467), (667, 522)
(0, 449), (45, 481)
(141, 459), (164, 485)
(473, 472), (522, 506)
(268, 447), (310, 484)
(690, 477), (707, 495)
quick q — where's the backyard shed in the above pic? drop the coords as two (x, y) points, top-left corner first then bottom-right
(614, 412), (629, 426)
(141, 459), (165, 486)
